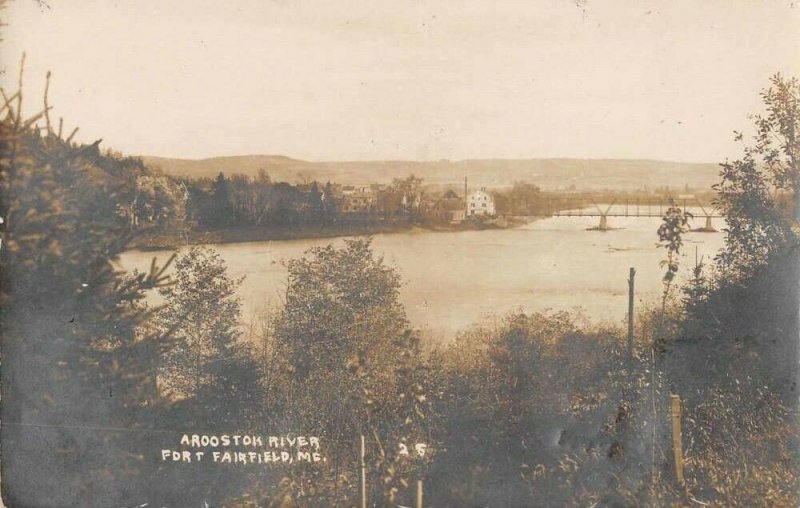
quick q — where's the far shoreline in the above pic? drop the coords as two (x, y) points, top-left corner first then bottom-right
(129, 216), (539, 251)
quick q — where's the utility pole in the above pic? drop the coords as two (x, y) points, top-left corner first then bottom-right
(628, 267), (636, 360)
(360, 435), (367, 508)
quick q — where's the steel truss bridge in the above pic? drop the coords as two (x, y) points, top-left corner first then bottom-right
(549, 197), (721, 231)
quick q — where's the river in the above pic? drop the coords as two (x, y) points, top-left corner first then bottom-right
(119, 209), (726, 342)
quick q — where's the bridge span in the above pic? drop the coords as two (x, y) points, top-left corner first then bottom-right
(548, 197), (721, 232)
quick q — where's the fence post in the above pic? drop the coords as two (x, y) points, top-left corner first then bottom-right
(360, 435), (367, 508)
(416, 479), (424, 508)
(671, 394), (685, 486)
(627, 267), (635, 360)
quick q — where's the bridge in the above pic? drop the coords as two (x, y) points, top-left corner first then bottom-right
(550, 197), (721, 232)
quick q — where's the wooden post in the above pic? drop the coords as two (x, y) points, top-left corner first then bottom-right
(627, 267), (635, 359)
(360, 435), (367, 508)
(671, 395), (685, 486)
(464, 176), (468, 219)
(416, 479), (423, 508)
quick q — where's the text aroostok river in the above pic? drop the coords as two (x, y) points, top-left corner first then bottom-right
(120, 211), (726, 342)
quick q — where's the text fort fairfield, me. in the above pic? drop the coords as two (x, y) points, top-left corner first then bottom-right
(161, 433), (325, 465)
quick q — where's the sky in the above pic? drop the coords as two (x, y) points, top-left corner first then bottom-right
(1, 0), (798, 162)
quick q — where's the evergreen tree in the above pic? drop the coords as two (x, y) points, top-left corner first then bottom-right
(308, 181), (323, 214)
(210, 171), (234, 227)
(1, 76), (178, 506)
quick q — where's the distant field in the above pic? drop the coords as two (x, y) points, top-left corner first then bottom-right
(141, 155), (721, 191)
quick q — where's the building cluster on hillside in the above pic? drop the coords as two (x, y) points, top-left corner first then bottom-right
(322, 181), (497, 223)
(155, 170), (506, 234)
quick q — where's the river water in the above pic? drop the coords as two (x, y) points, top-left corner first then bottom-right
(119, 209), (726, 342)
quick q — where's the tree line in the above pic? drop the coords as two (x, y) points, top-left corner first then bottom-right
(133, 169), (562, 241)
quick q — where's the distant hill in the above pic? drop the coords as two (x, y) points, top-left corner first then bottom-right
(141, 155), (721, 191)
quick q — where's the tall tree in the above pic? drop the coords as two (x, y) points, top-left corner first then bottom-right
(252, 168), (273, 225)
(677, 75), (800, 398)
(308, 181), (323, 214)
(273, 238), (431, 504)
(323, 181), (339, 218)
(210, 171), (234, 227)
(715, 74), (799, 277)
(155, 247), (261, 427)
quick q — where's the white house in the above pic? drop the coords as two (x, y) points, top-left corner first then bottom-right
(467, 188), (495, 216)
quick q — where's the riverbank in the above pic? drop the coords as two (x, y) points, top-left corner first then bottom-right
(131, 216), (536, 250)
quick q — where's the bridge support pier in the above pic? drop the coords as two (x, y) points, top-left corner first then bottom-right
(694, 216), (716, 233)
